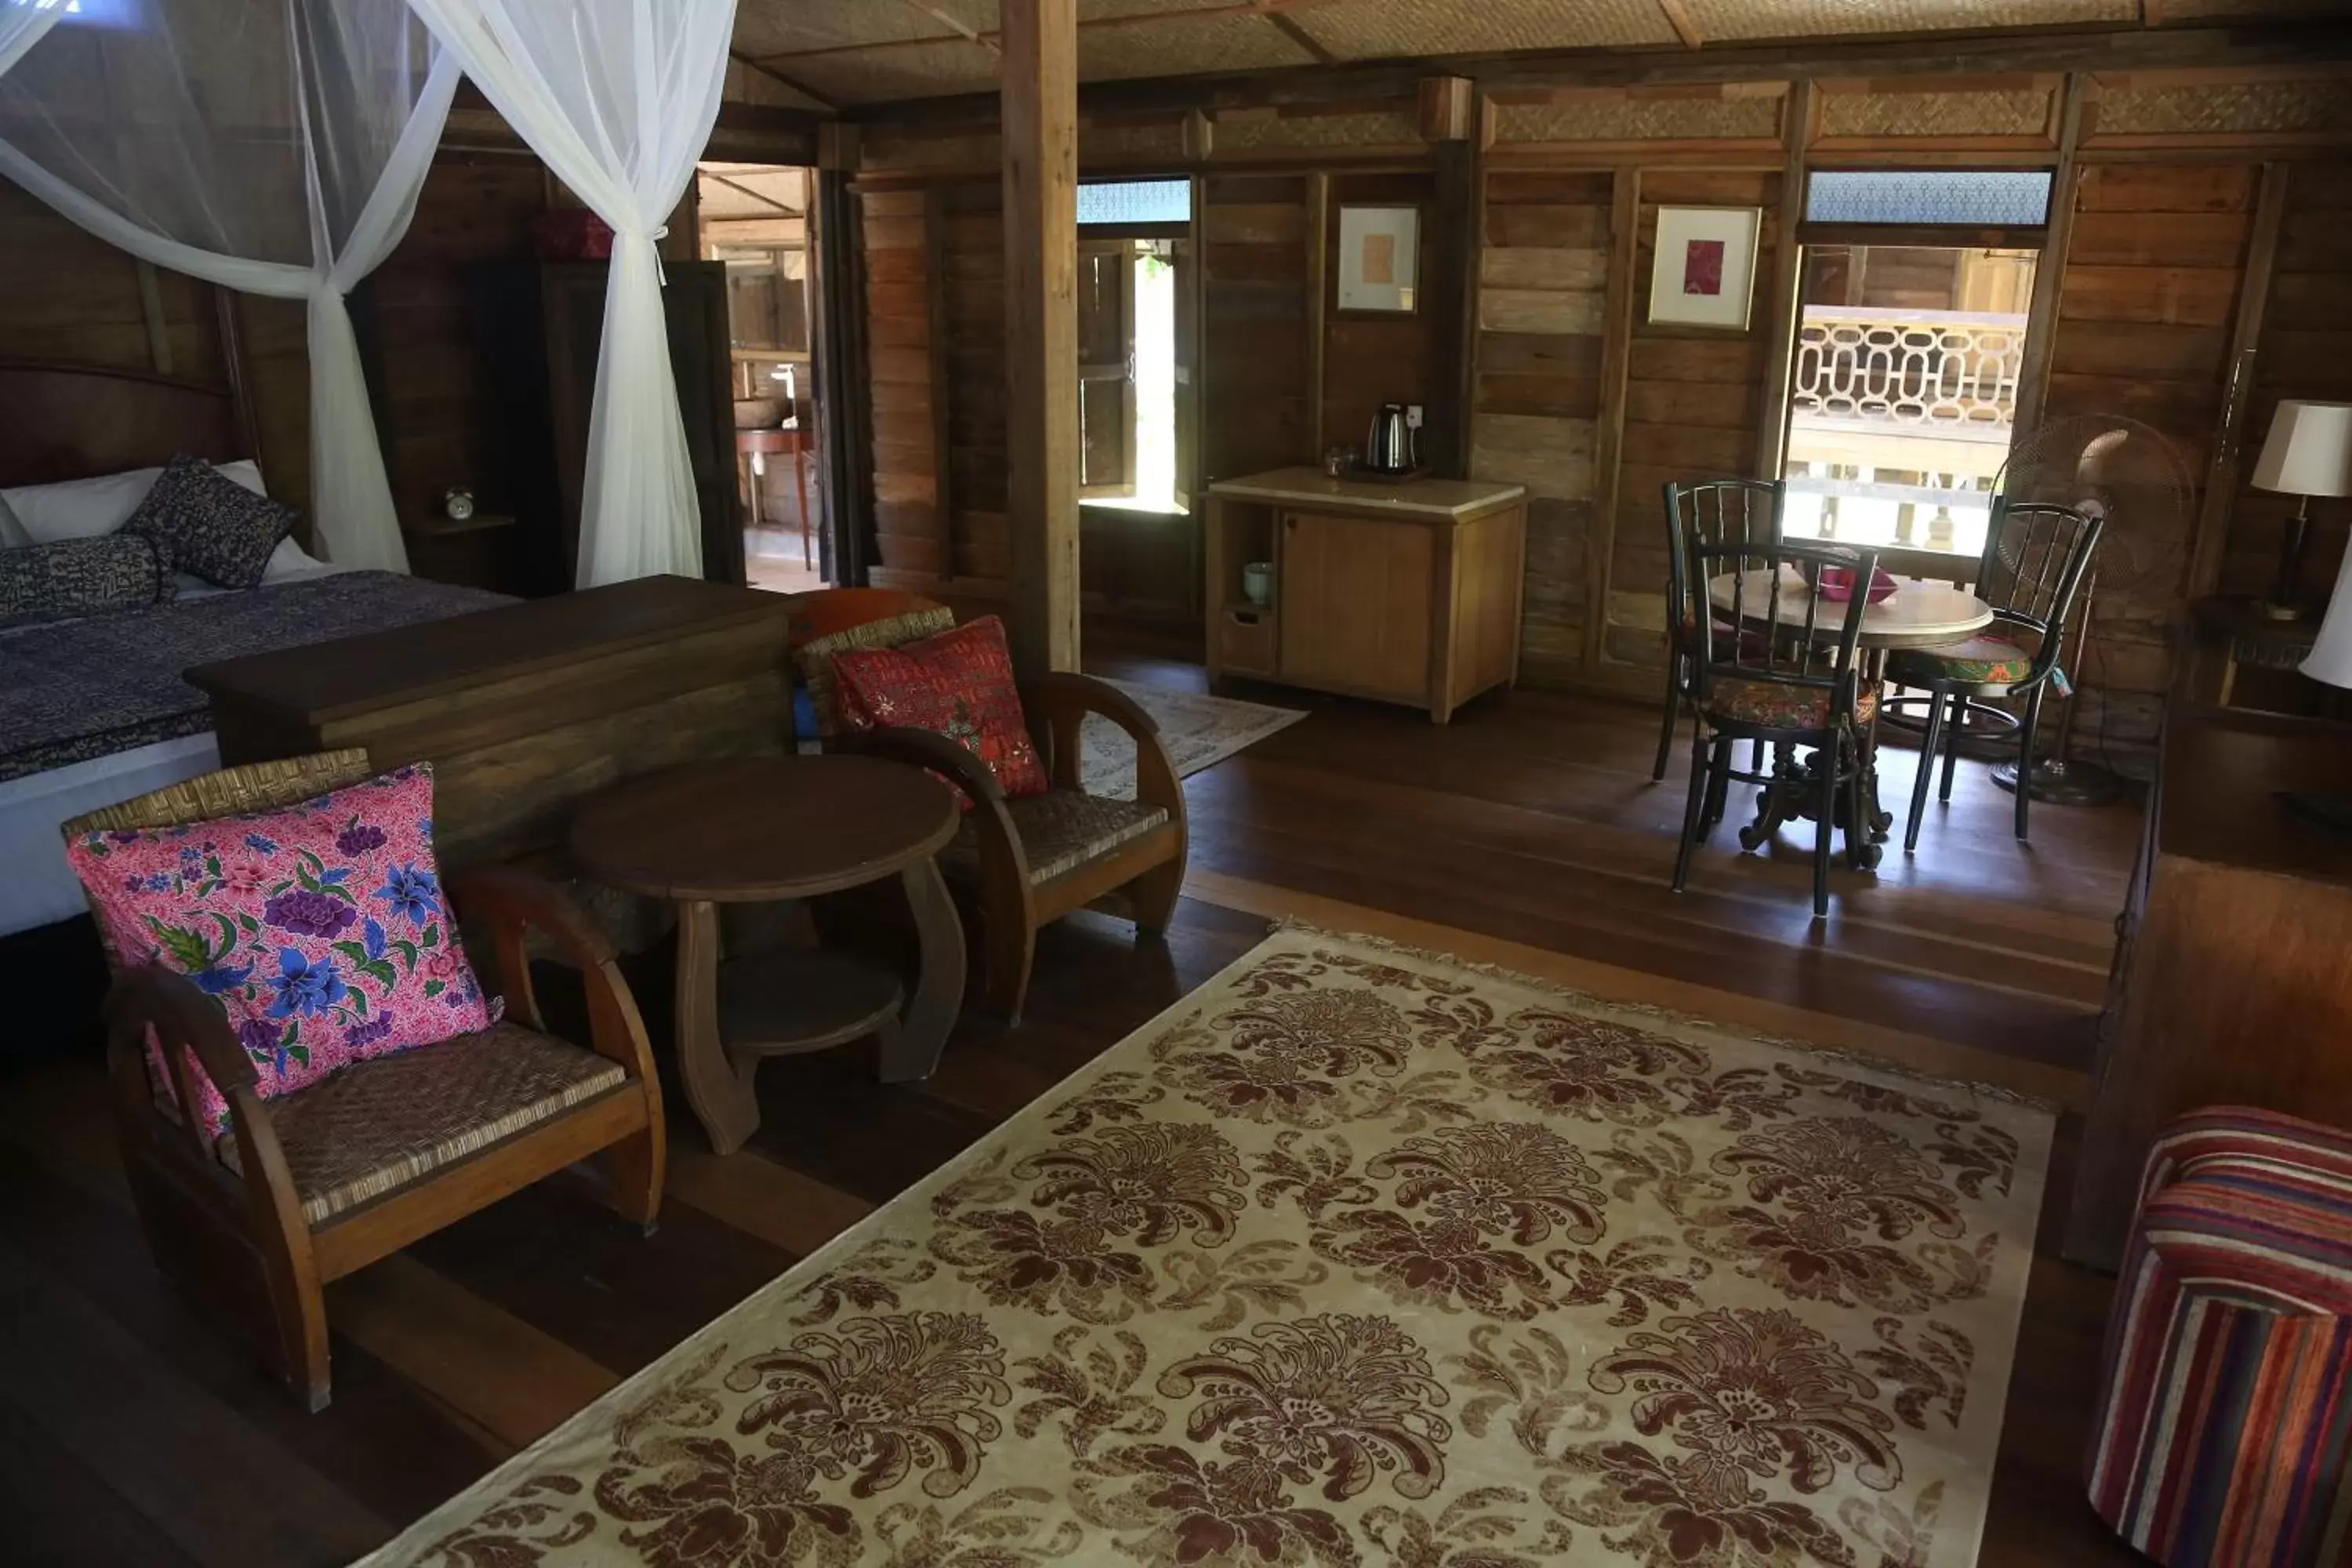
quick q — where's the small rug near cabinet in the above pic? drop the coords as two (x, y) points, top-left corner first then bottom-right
(363, 926), (2053, 1568)
(1082, 679), (1303, 800)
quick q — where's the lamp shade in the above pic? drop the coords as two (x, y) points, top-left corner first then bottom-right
(2303, 546), (2352, 689)
(2252, 400), (2352, 498)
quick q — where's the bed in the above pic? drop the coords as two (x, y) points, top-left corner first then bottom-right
(0, 361), (509, 937)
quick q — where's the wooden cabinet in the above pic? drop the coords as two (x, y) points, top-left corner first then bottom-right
(1207, 469), (1526, 723)
(465, 262), (744, 596)
(2064, 706), (2352, 1270)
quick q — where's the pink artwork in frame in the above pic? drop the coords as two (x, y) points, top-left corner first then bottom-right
(1682, 239), (1726, 296)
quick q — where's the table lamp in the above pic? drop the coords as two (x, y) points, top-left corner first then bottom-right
(2290, 542), (2352, 832)
(2252, 399), (2352, 619)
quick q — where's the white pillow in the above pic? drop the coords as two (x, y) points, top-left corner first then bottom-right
(0, 491), (28, 549)
(2, 459), (269, 545)
(172, 536), (339, 600)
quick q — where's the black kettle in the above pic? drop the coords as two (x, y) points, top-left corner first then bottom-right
(1363, 403), (1419, 475)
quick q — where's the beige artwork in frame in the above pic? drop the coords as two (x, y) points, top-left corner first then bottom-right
(1338, 204), (1421, 314)
(1650, 205), (1762, 330)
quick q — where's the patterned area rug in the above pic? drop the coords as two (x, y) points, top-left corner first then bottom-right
(1082, 680), (1304, 800)
(364, 927), (2053, 1568)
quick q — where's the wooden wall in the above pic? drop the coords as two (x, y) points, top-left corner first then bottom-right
(2227, 164), (2352, 608)
(1200, 173), (1312, 484)
(1468, 172), (1611, 682)
(2042, 162), (2260, 739)
(1607, 169), (1781, 673)
(1320, 170), (1439, 456)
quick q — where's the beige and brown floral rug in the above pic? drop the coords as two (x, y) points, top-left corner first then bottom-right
(363, 927), (2053, 1568)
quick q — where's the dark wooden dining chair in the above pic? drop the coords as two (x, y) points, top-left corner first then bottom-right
(1669, 536), (1882, 918)
(1885, 499), (2104, 852)
(1656, 478), (1782, 782)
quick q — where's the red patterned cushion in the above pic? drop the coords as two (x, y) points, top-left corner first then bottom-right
(831, 615), (1049, 804)
(64, 764), (498, 1138)
(1704, 673), (1879, 731)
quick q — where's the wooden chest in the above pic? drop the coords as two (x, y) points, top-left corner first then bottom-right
(187, 575), (796, 870)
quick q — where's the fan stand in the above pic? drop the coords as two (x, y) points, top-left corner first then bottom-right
(1991, 568), (2123, 807)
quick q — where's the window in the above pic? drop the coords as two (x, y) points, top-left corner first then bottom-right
(1077, 179), (1192, 228)
(1805, 170), (2053, 229)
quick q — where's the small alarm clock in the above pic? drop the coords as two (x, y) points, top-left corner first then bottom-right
(441, 485), (476, 523)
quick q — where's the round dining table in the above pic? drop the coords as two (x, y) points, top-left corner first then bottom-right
(1705, 569), (1997, 867)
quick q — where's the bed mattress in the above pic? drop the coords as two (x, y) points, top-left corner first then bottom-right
(1, 571), (507, 783)
(1, 572), (510, 935)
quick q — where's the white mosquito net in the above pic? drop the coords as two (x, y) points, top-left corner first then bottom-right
(0, 0), (735, 584)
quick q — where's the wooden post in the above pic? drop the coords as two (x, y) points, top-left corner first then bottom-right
(2186, 160), (2289, 600)
(2012, 72), (2089, 442)
(1000, 0), (1081, 673)
(1583, 169), (1641, 673)
(1753, 80), (1815, 481)
(1424, 77), (1481, 481)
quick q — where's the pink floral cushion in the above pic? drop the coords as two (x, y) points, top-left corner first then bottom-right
(65, 764), (496, 1137)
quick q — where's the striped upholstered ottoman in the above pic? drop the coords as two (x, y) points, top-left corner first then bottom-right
(2087, 1106), (2352, 1567)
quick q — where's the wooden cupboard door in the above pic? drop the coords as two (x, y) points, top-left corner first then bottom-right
(1279, 511), (1432, 702)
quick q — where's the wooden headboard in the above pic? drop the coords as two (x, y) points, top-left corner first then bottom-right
(0, 360), (254, 489)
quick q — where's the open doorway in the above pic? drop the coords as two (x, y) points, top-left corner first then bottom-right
(1076, 178), (1197, 627)
(697, 162), (826, 596)
(1774, 171), (2053, 575)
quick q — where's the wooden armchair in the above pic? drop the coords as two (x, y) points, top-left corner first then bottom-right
(65, 750), (664, 1411)
(804, 601), (1187, 1022)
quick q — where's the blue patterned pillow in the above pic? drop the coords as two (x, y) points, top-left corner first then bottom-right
(120, 454), (301, 589)
(0, 535), (175, 628)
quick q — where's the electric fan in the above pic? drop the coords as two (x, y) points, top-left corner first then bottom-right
(1987, 413), (2194, 803)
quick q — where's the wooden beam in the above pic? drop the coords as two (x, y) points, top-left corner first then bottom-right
(2012, 72), (2091, 441)
(1305, 171), (1330, 461)
(1265, 11), (1337, 67)
(729, 50), (838, 113)
(1417, 76), (1477, 143)
(1584, 169), (1640, 673)
(846, 23), (2352, 131)
(1428, 131), (1482, 479)
(2185, 159), (2289, 599)
(1657, 0), (1704, 49)
(1001, 0), (1083, 673)
(1753, 79), (1815, 481)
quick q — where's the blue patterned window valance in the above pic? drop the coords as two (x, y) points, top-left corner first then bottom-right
(1806, 170), (2053, 227)
(1077, 179), (1192, 227)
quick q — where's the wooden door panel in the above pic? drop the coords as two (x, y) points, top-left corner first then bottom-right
(1279, 512), (1431, 702)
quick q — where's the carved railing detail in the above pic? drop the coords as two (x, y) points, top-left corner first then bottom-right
(1790, 307), (2026, 430)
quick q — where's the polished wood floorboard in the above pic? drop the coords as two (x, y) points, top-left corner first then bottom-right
(0, 664), (2147, 1566)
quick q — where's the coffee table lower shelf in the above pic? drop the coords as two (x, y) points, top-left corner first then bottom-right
(717, 946), (906, 1058)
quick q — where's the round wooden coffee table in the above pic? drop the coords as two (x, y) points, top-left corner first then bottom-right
(570, 755), (964, 1156)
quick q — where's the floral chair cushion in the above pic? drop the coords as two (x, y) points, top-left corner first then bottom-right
(1703, 673), (1880, 732)
(831, 615), (1051, 805)
(65, 764), (496, 1137)
(1884, 633), (2037, 689)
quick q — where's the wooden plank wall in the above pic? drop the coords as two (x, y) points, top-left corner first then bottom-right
(2227, 163), (2352, 603)
(1605, 169), (1780, 671)
(1202, 173), (1313, 485)
(361, 154), (552, 528)
(942, 183), (1012, 581)
(1321, 171), (1439, 455)
(860, 187), (949, 581)
(1468, 172), (1611, 682)
(2042, 162), (2259, 739)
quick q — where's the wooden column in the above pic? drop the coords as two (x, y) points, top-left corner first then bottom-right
(1000, 0), (1081, 673)
(1422, 77), (1481, 481)
(1752, 80), (1815, 481)
(2186, 160), (2290, 599)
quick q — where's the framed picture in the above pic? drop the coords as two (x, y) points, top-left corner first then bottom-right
(1337, 205), (1421, 314)
(1648, 205), (1762, 329)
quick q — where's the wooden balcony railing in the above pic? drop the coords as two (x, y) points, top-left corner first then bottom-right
(1791, 307), (2027, 431)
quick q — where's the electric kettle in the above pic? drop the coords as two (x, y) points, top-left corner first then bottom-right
(1363, 403), (1420, 475)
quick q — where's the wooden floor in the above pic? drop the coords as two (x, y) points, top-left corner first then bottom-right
(0, 660), (2150, 1567)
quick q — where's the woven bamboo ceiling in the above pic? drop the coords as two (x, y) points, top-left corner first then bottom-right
(732, 0), (2339, 108)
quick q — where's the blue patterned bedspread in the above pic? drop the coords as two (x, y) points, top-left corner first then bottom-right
(0, 572), (510, 784)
